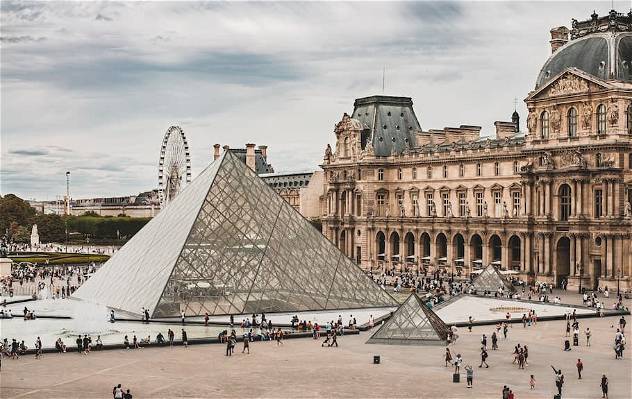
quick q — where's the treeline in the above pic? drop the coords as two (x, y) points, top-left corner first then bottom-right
(66, 215), (150, 240)
(0, 194), (150, 243)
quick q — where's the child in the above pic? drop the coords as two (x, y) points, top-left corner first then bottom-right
(529, 374), (536, 390)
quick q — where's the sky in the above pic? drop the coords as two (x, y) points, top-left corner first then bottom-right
(0, 0), (623, 200)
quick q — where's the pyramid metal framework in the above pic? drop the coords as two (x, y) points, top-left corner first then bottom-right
(74, 151), (397, 317)
(367, 293), (450, 345)
(471, 265), (515, 294)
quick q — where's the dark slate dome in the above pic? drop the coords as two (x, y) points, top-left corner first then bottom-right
(535, 10), (632, 88)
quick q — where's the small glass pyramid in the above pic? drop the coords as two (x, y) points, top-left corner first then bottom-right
(74, 151), (397, 317)
(367, 293), (450, 345)
(471, 264), (514, 294)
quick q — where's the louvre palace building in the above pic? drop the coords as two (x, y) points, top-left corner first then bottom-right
(320, 10), (632, 291)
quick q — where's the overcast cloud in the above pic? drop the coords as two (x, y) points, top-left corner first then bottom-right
(0, 1), (619, 200)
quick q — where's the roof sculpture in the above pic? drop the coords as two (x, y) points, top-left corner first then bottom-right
(471, 265), (515, 294)
(367, 293), (450, 345)
(74, 151), (396, 317)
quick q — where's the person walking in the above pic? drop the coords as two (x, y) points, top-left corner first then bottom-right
(34, 336), (42, 359)
(181, 329), (188, 348)
(491, 331), (498, 350)
(468, 316), (473, 332)
(479, 346), (489, 368)
(576, 358), (583, 379)
(454, 353), (462, 374)
(180, 310), (185, 325)
(204, 312), (209, 327)
(225, 337), (232, 356)
(481, 334), (487, 350)
(551, 366), (564, 398)
(113, 384), (124, 399)
(600, 374), (608, 398)
(445, 348), (453, 367)
(585, 327), (591, 347)
(242, 335), (250, 354)
(329, 332), (338, 347)
(168, 329), (174, 347)
(529, 374), (536, 390)
(465, 364), (473, 388)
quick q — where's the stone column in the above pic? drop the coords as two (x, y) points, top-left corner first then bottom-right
(501, 241), (509, 270)
(545, 181), (551, 217)
(525, 184), (531, 216)
(572, 181), (578, 218)
(446, 235), (453, 270)
(520, 234), (526, 272)
(538, 234), (544, 274)
(610, 235), (617, 279)
(544, 235), (551, 274)
(576, 235), (583, 276)
(464, 234), (471, 274)
(570, 236), (576, 276)
(600, 236), (607, 278)
(482, 238), (488, 267)
(577, 180), (583, 216)
(613, 181), (620, 217)
(605, 181), (611, 217)
(524, 234), (531, 272)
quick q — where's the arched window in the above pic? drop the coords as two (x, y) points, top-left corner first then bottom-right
(567, 107), (577, 137)
(597, 104), (606, 134)
(559, 184), (572, 221)
(627, 104), (632, 135)
(541, 111), (549, 138)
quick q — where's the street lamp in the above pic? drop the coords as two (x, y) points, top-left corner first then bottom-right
(617, 267), (621, 297)
(577, 263), (582, 294)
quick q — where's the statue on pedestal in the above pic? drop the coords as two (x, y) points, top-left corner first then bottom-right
(30, 224), (40, 248)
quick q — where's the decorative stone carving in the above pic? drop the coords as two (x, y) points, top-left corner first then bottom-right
(527, 112), (537, 133)
(399, 202), (405, 217)
(550, 107), (562, 133)
(334, 112), (361, 135)
(447, 202), (453, 218)
(608, 101), (619, 126)
(548, 74), (589, 96)
(541, 151), (555, 169)
(503, 202), (510, 218)
(483, 201), (488, 217)
(625, 201), (632, 218)
(465, 202), (471, 217)
(558, 149), (587, 169)
(581, 102), (592, 130)
(324, 144), (332, 162)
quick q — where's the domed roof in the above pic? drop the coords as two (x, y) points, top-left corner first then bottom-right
(535, 10), (632, 88)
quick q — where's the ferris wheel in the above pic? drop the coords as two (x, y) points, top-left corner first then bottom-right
(158, 126), (191, 208)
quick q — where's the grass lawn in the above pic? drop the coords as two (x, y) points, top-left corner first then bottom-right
(9, 252), (110, 265)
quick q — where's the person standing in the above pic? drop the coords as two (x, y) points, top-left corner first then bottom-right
(585, 328), (592, 347)
(619, 317), (626, 332)
(445, 348), (452, 367)
(225, 337), (232, 356)
(481, 334), (487, 350)
(551, 366), (564, 398)
(180, 310), (185, 325)
(468, 316), (473, 332)
(35, 336), (42, 359)
(168, 329), (174, 347)
(491, 332), (498, 350)
(204, 312), (209, 327)
(76, 335), (82, 354)
(242, 335), (250, 354)
(600, 374), (608, 398)
(181, 329), (188, 348)
(454, 353), (462, 374)
(479, 346), (489, 368)
(465, 364), (473, 388)
(576, 358), (583, 379)
(529, 374), (536, 390)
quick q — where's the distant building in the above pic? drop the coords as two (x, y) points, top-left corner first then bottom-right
(213, 143), (274, 174)
(29, 190), (160, 217)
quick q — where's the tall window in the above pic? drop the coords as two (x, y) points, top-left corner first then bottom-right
(567, 107), (577, 137)
(512, 191), (521, 216)
(427, 166), (432, 179)
(476, 163), (481, 176)
(442, 192), (449, 216)
(459, 163), (464, 177)
(628, 104), (632, 135)
(513, 161), (519, 174)
(597, 104), (606, 134)
(629, 153), (632, 169)
(356, 194), (362, 216)
(493, 191), (502, 217)
(397, 168), (402, 180)
(411, 193), (419, 216)
(458, 192), (467, 216)
(541, 111), (549, 138)
(412, 167), (417, 179)
(475, 192), (484, 217)
(377, 168), (384, 181)
(559, 184), (571, 221)
(426, 192), (434, 216)
(594, 189), (603, 218)
(376, 193), (385, 216)
(494, 162), (500, 176)
(443, 165), (448, 178)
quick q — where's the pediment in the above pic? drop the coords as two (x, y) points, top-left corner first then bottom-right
(527, 68), (612, 100)
(490, 183), (504, 191)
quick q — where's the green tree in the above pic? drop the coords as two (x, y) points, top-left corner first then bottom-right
(12, 225), (30, 243)
(34, 214), (66, 242)
(0, 194), (36, 235)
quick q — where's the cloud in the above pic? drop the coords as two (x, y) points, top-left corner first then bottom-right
(0, 0), (615, 200)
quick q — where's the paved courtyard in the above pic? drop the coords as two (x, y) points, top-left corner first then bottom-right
(1, 314), (629, 398)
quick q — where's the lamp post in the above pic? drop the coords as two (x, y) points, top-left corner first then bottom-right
(617, 267), (621, 297)
(577, 263), (582, 294)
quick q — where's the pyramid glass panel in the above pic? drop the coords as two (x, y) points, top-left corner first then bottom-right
(471, 265), (515, 294)
(367, 293), (450, 345)
(75, 151), (396, 317)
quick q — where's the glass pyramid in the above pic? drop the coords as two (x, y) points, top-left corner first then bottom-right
(367, 293), (450, 345)
(471, 264), (515, 294)
(74, 151), (396, 317)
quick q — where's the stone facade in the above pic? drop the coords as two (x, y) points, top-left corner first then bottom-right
(320, 12), (632, 291)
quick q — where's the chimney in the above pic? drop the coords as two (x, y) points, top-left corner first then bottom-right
(550, 26), (569, 54)
(245, 143), (256, 171)
(258, 145), (268, 160)
(213, 144), (221, 160)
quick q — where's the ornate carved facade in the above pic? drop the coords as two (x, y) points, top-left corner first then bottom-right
(320, 11), (632, 291)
